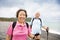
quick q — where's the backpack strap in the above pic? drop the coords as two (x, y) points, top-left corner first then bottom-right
(38, 18), (42, 27)
(12, 22), (16, 29)
(11, 22), (16, 40)
(30, 18), (35, 27)
(26, 22), (29, 28)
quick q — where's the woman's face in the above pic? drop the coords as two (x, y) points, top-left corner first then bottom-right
(18, 11), (26, 23)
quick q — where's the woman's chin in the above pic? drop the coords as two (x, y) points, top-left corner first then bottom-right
(20, 20), (25, 22)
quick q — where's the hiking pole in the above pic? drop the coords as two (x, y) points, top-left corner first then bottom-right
(46, 27), (49, 40)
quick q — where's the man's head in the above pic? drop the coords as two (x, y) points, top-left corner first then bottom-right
(35, 12), (40, 18)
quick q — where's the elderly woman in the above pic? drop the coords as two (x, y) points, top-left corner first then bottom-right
(6, 9), (35, 40)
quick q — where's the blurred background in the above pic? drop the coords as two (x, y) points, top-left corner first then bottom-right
(0, 0), (60, 40)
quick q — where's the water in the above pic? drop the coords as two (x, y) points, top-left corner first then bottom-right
(0, 22), (10, 40)
(47, 21), (60, 35)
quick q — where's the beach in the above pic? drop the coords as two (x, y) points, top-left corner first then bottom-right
(0, 21), (60, 40)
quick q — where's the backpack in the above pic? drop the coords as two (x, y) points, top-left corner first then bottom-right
(11, 21), (29, 40)
(30, 18), (42, 28)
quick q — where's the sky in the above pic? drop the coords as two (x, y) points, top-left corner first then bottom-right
(0, 0), (60, 21)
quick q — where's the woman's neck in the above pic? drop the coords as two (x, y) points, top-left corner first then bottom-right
(18, 20), (25, 26)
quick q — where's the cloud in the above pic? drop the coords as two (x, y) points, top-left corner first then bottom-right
(0, 0), (60, 19)
(41, 3), (60, 17)
(0, 0), (25, 7)
(0, 7), (19, 18)
(0, 0), (60, 7)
